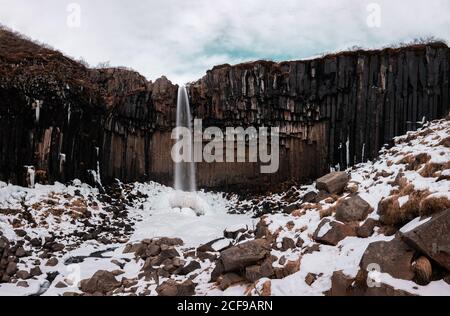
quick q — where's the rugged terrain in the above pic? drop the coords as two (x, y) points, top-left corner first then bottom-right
(0, 115), (449, 296)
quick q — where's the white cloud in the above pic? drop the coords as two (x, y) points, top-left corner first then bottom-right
(0, 0), (449, 84)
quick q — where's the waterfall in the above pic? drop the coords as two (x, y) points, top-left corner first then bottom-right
(174, 86), (196, 192)
(26, 166), (35, 188)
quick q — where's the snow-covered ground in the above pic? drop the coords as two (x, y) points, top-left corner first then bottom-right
(0, 116), (449, 296)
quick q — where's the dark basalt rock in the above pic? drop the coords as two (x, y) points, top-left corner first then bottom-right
(1, 28), (449, 191)
(401, 209), (450, 270)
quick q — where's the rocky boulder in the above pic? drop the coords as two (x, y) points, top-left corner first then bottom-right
(401, 209), (450, 270)
(360, 236), (416, 280)
(218, 273), (244, 290)
(316, 172), (349, 194)
(211, 239), (271, 281)
(356, 219), (378, 238)
(175, 261), (201, 276)
(335, 195), (373, 223)
(156, 279), (196, 296)
(244, 258), (274, 282)
(80, 270), (121, 294)
(326, 271), (355, 296)
(327, 270), (414, 296)
(313, 219), (357, 246)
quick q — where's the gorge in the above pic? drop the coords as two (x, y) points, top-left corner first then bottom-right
(0, 28), (449, 192)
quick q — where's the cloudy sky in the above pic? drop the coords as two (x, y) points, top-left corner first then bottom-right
(0, 0), (449, 84)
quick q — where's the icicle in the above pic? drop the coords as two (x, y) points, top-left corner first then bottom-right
(34, 100), (42, 123)
(25, 166), (35, 188)
(362, 143), (366, 162)
(346, 136), (350, 168)
(91, 147), (102, 187)
(59, 153), (66, 174)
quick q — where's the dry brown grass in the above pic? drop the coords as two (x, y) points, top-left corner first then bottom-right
(378, 189), (430, 226)
(419, 196), (450, 216)
(379, 172), (450, 225)
(419, 161), (450, 177)
(396, 153), (431, 171)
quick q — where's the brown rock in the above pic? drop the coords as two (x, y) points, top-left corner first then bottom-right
(244, 258), (274, 282)
(159, 247), (180, 260)
(80, 270), (121, 294)
(302, 191), (318, 203)
(175, 261), (201, 276)
(335, 195), (373, 223)
(211, 239), (271, 281)
(145, 244), (161, 257)
(16, 270), (30, 280)
(255, 219), (271, 240)
(303, 243), (321, 255)
(326, 271), (354, 296)
(352, 270), (414, 296)
(305, 273), (317, 286)
(6, 262), (17, 276)
(55, 281), (68, 288)
(274, 259), (301, 279)
(46, 257), (59, 267)
(51, 243), (65, 252)
(197, 238), (228, 253)
(111, 269), (125, 277)
(30, 266), (42, 276)
(401, 209), (450, 270)
(197, 251), (217, 262)
(357, 219), (378, 238)
(218, 273), (244, 290)
(156, 279), (195, 296)
(313, 219), (357, 246)
(156, 237), (184, 247)
(15, 247), (26, 258)
(16, 281), (29, 288)
(316, 172), (349, 194)
(14, 229), (27, 237)
(281, 237), (296, 251)
(360, 236), (415, 280)
(62, 292), (81, 296)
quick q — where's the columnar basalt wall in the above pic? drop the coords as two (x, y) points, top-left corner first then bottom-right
(189, 44), (450, 175)
(0, 28), (449, 191)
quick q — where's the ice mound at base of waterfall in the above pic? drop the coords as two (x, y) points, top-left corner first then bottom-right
(167, 191), (207, 216)
(128, 182), (254, 247)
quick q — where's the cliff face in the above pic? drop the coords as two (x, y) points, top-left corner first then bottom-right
(190, 44), (450, 168)
(0, 28), (449, 190)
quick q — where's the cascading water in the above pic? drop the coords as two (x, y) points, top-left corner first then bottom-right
(174, 86), (197, 192)
(168, 86), (205, 216)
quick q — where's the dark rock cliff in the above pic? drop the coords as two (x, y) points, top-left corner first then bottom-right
(0, 28), (449, 191)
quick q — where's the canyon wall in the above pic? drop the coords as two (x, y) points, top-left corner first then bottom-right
(0, 28), (449, 191)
